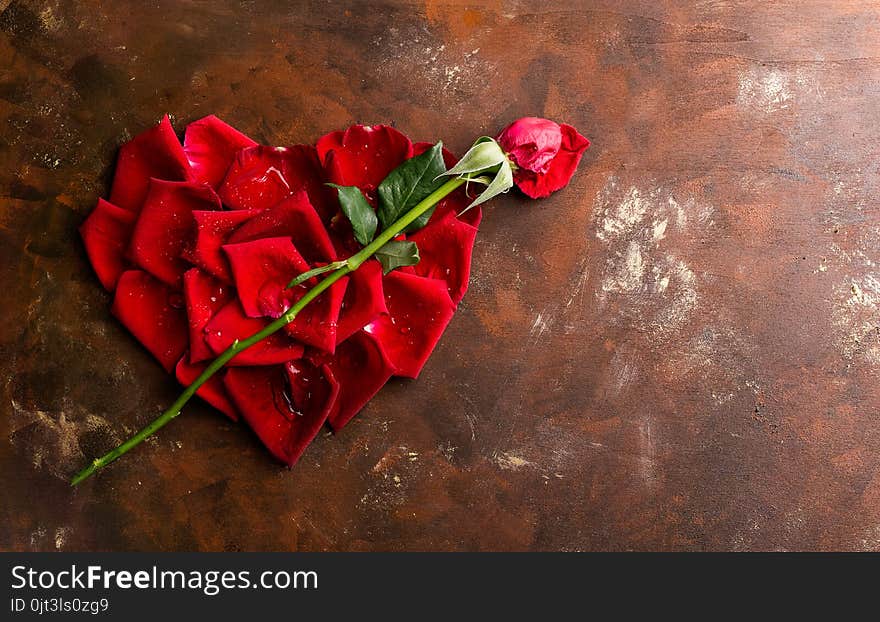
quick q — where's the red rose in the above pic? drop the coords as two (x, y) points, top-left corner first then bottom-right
(80, 115), (480, 466)
(497, 117), (590, 199)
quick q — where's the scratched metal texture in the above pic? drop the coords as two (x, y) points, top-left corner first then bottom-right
(1, 0), (878, 551)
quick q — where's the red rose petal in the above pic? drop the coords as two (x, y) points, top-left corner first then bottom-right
(218, 145), (336, 220)
(428, 185), (482, 229)
(227, 190), (336, 265)
(204, 300), (304, 366)
(365, 271), (456, 378)
(182, 209), (259, 283)
(111, 270), (189, 373)
(224, 361), (339, 466)
(512, 123), (591, 199)
(409, 208), (478, 305)
(128, 179), (222, 288)
(79, 198), (137, 291)
(183, 115), (257, 189)
(110, 115), (192, 213)
(336, 259), (387, 344)
(318, 330), (395, 431)
(218, 146), (289, 211)
(183, 268), (233, 363)
(281, 277), (346, 353)
(223, 237), (347, 352)
(222, 237), (309, 317)
(175, 355), (240, 421)
(317, 125), (412, 196)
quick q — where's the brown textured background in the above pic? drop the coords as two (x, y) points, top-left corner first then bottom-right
(1, 0), (879, 551)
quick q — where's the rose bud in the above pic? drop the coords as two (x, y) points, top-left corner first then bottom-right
(497, 117), (590, 199)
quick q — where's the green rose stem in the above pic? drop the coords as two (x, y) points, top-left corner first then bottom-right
(71, 177), (466, 486)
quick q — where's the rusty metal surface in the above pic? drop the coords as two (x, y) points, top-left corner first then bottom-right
(1, 0), (879, 551)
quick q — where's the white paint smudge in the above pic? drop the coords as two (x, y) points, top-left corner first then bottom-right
(712, 391), (735, 405)
(529, 311), (553, 343)
(637, 420), (657, 489)
(372, 30), (494, 102)
(54, 526), (71, 550)
(438, 442), (457, 462)
(652, 218), (668, 241)
(609, 348), (638, 395)
(361, 445), (420, 510)
(861, 524), (880, 552)
(737, 67), (825, 114)
(738, 68), (792, 112)
(602, 241), (645, 294)
(834, 274), (880, 365)
(849, 277), (880, 308)
(9, 399), (118, 480)
(30, 526), (47, 550)
(492, 451), (536, 471)
(464, 412), (477, 441)
(596, 185), (650, 242)
(592, 177), (708, 340)
(665, 325), (764, 412)
(564, 257), (592, 309)
(829, 223), (880, 367)
(39, 5), (64, 33)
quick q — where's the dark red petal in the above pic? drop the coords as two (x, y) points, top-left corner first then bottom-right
(409, 208), (478, 304)
(204, 300), (304, 366)
(218, 147), (289, 211)
(79, 198), (137, 291)
(320, 330), (395, 431)
(327, 218), (361, 257)
(183, 268), (233, 363)
(560, 123), (591, 153)
(111, 270), (188, 372)
(316, 125), (413, 194)
(223, 237), (347, 353)
(227, 190), (336, 265)
(282, 277), (346, 353)
(175, 355), (240, 421)
(426, 182), (482, 229)
(109, 115), (192, 213)
(128, 179), (221, 287)
(222, 237), (309, 317)
(365, 271), (456, 378)
(183, 115), (257, 189)
(182, 209), (259, 282)
(513, 123), (590, 199)
(336, 259), (387, 344)
(224, 361), (338, 466)
(218, 145), (336, 220)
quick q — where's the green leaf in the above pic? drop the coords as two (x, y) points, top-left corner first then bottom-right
(328, 183), (377, 246)
(375, 240), (420, 274)
(377, 142), (446, 233)
(440, 137), (506, 178)
(460, 160), (514, 214)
